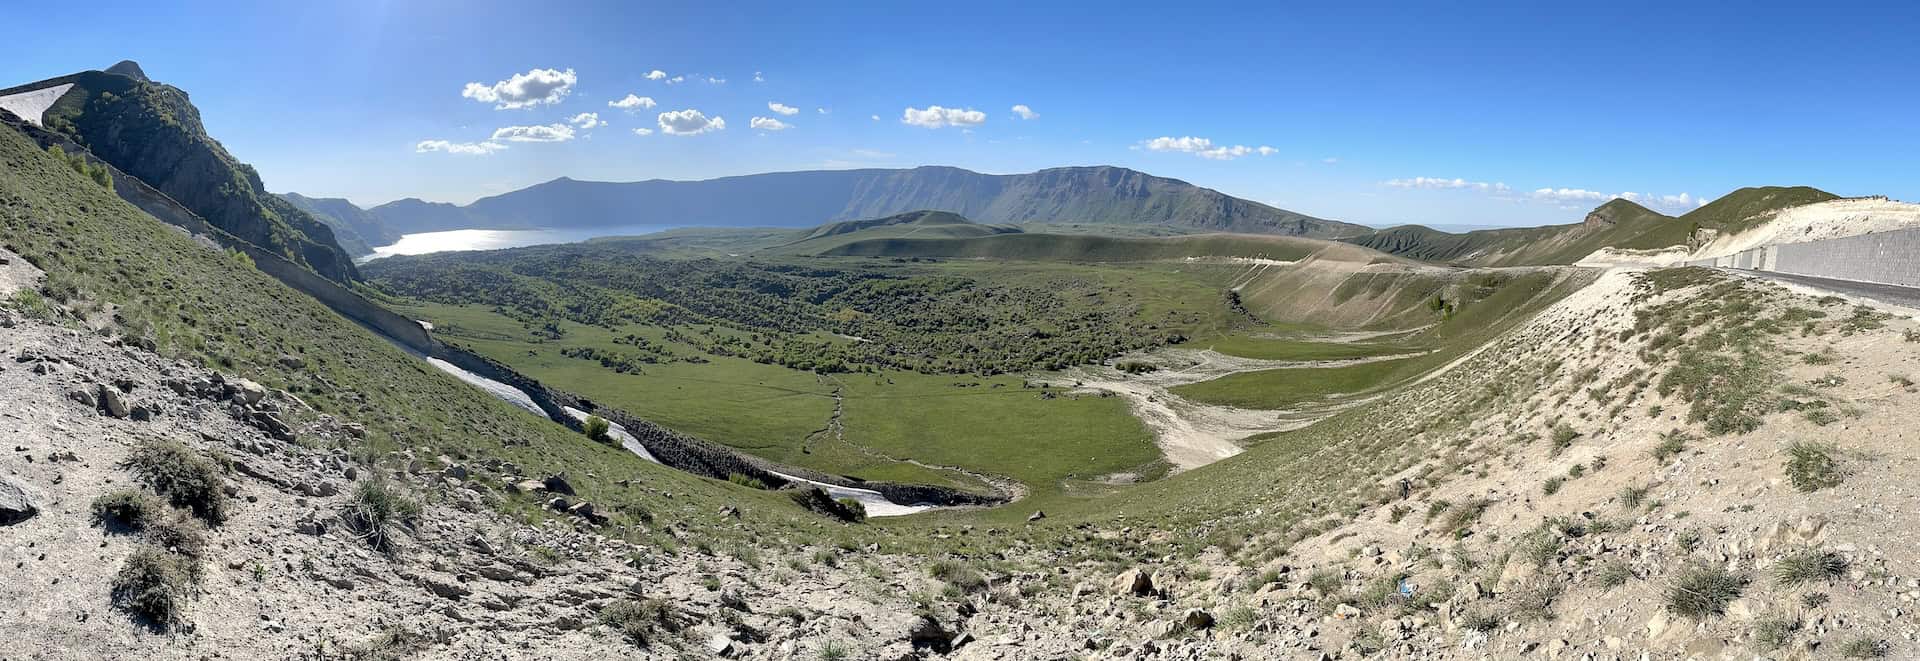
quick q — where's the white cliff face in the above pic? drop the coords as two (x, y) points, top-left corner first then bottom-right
(0, 83), (73, 126)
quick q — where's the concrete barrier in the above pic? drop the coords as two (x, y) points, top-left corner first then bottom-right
(1675, 226), (1920, 289)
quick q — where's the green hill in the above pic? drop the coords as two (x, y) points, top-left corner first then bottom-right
(770, 210), (1022, 254)
(1345, 199), (1691, 266)
(1679, 185), (1839, 235)
(821, 231), (1338, 262)
(27, 63), (359, 282)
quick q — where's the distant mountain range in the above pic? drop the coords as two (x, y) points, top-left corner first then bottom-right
(345, 165), (1371, 246)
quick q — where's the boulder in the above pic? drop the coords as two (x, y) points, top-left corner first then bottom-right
(278, 354), (306, 369)
(0, 477), (38, 525)
(1181, 608), (1215, 630)
(1027, 510), (1047, 522)
(542, 474), (576, 495)
(1112, 568), (1155, 597)
(229, 378), (267, 405)
(97, 384), (129, 418)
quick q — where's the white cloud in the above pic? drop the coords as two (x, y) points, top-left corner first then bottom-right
(490, 123), (576, 143)
(633, 128), (653, 136)
(567, 112), (605, 129)
(666, 75), (685, 84)
(657, 108), (726, 135)
(753, 71), (765, 83)
(1322, 157), (1340, 165)
(1140, 136), (1276, 160)
(851, 148), (894, 159)
(461, 68), (576, 109)
(415, 139), (505, 155)
(901, 105), (987, 128)
(644, 70), (668, 81)
(608, 94), (657, 111)
(749, 116), (792, 131)
(1618, 191), (1709, 210)
(1010, 104), (1039, 120)
(870, 114), (880, 121)
(1383, 177), (1512, 192)
(817, 107), (829, 115)
(768, 102), (799, 116)
(1530, 187), (1611, 204)
(706, 76), (726, 84)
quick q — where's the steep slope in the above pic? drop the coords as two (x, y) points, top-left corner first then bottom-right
(1681, 185), (1839, 235)
(822, 231), (1340, 261)
(1345, 199), (1691, 267)
(770, 209), (1021, 254)
(24, 63), (358, 282)
(369, 166), (1370, 238)
(279, 192), (400, 256)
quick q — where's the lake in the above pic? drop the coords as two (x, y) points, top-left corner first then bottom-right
(359, 224), (684, 261)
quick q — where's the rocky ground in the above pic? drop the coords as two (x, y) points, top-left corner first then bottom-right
(6, 260), (1920, 660)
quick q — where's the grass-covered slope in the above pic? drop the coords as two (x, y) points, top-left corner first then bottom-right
(0, 120), (799, 541)
(822, 231), (1336, 262)
(34, 67), (358, 282)
(1679, 185), (1839, 235)
(1343, 199), (1689, 266)
(770, 209), (1021, 255)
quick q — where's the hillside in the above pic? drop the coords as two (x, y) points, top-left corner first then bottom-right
(1349, 189), (1843, 268)
(20, 62), (359, 282)
(822, 231), (1340, 262)
(279, 192), (400, 256)
(1344, 199), (1691, 266)
(769, 209), (1020, 254)
(367, 165), (1371, 238)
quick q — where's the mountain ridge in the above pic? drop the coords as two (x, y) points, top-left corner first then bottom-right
(364, 164), (1372, 239)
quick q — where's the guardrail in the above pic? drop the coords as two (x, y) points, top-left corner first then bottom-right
(1682, 227), (1920, 288)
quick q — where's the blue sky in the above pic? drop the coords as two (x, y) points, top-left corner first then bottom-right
(5, 0), (1917, 227)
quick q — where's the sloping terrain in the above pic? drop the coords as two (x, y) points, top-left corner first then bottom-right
(367, 165), (1371, 238)
(1344, 199), (1691, 267)
(769, 209), (1021, 255)
(280, 192), (401, 257)
(822, 231), (1337, 262)
(17, 63), (358, 282)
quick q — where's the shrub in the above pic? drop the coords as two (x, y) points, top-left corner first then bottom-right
(1595, 560), (1634, 588)
(143, 513), (208, 563)
(583, 415), (612, 443)
(1548, 423), (1579, 455)
(1514, 524), (1563, 567)
(91, 489), (160, 530)
(111, 546), (194, 627)
(1752, 615), (1801, 651)
(1664, 565), (1747, 618)
(1618, 484), (1652, 509)
(929, 560), (988, 592)
(1220, 605), (1257, 630)
(1801, 592), (1830, 608)
(1839, 637), (1889, 658)
(598, 598), (681, 645)
(818, 640), (851, 661)
(835, 497), (867, 523)
(343, 478), (421, 550)
(727, 473), (768, 490)
(1805, 408), (1840, 426)
(1541, 477), (1565, 496)
(123, 439), (228, 524)
(1773, 548), (1847, 586)
(1784, 442), (1844, 492)
(1504, 578), (1564, 623)
(1650, 429), (1690, 463)
(1307, 568), (1344, 596)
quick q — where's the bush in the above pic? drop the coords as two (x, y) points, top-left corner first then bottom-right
(1618, 484), (1652, 509)
(111, 546), (194, 628)
(835, 497), (867, 523)
(727, 473), (768, 490)
(1752, 615), (1801, 651)
(1595, 560), (1634, 588)
(143, 513), (208, 563)
(1839, 637), (1889, 658)
(343, 478), (421, 551)
(1548, 423), (1579, 455)
(1306, 568), (1344, 596)
(928, 560), (988, 592)
(1541, 477), (1565, 496)
(1650, 429), (1690, 462)
(583, 415), (612, 443)
(91, 489), (160, 530)
(1784, 442), (1844, 492)
(123, 439), (229, 524)
(598, 598), (681, 646)
(1773, 548), (1847, 586)
(1664, 565), (1747, 618)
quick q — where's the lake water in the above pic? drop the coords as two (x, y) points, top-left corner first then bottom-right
(359, 224), (684, 261)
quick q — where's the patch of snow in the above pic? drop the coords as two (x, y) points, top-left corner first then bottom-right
(0, 83), (73, 126)
(562, 406), (659, 463)
(766, 470), (938, 518)
(424, 358), (543, 416)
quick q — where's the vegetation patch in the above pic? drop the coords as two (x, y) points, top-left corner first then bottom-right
(91, 489), (160, 530)
(110, 546), (195, 628)
(122, 439), (229, 525)
(1663, 565), (1747, 618)
(342, 478), (422, 551)
(1784, 442), (1844, 492)
(1773, 548), (1847, 586)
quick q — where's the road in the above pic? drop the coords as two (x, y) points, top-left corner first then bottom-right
(1728, 269), (1920, 310)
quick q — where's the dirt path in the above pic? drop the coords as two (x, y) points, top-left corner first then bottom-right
(1042, 349), (1416, 472)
